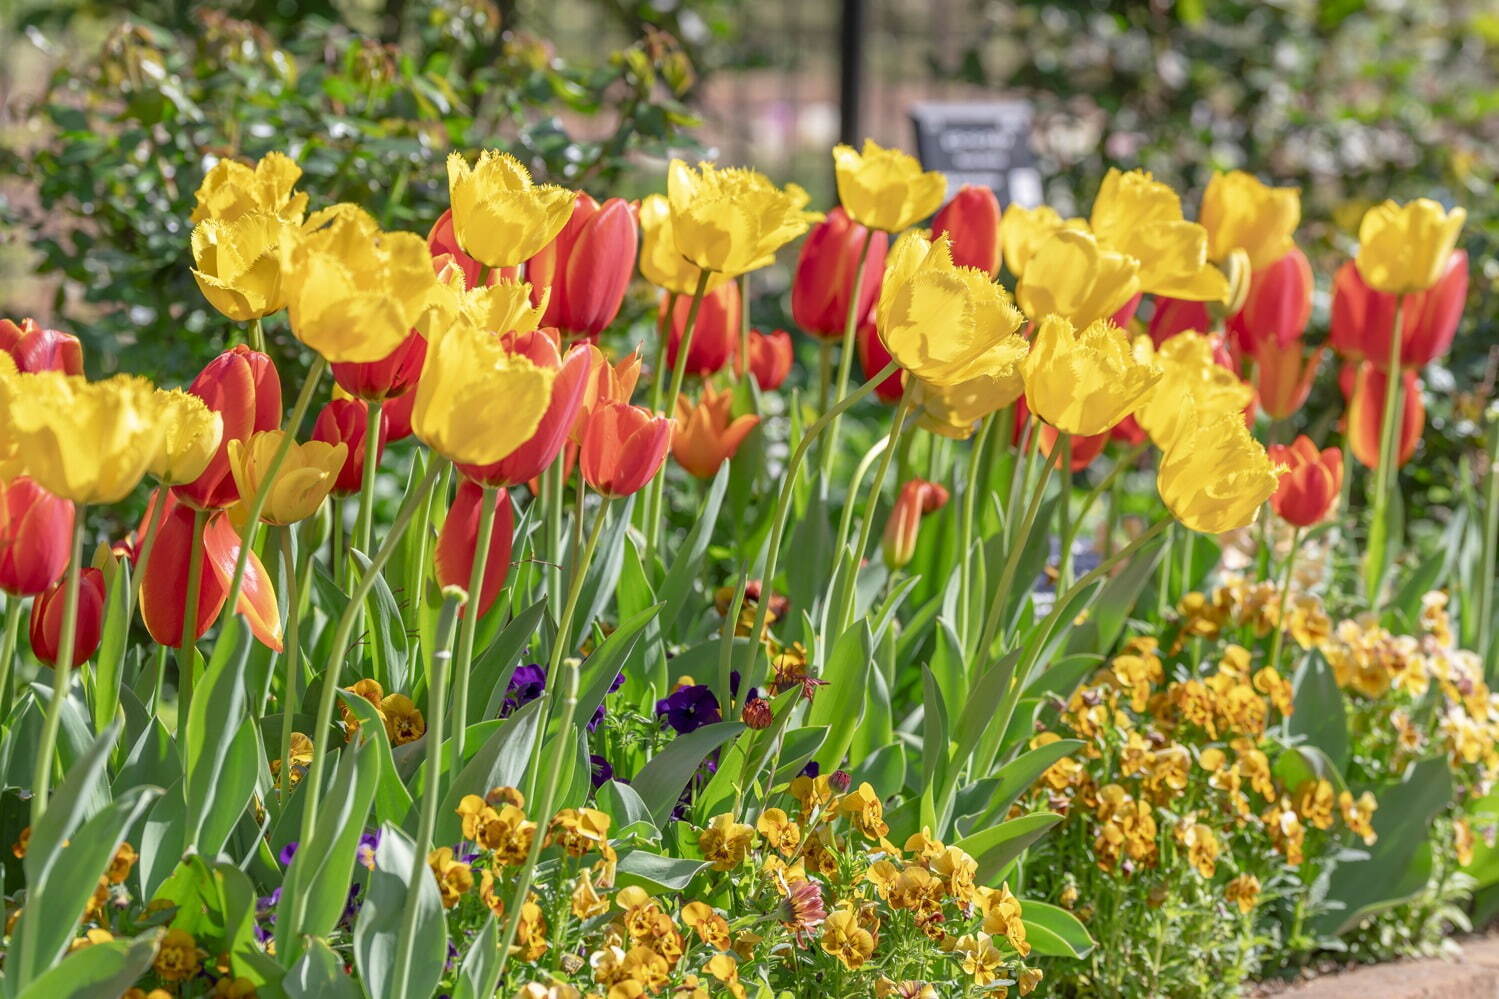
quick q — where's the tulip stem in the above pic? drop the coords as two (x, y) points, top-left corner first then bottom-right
(819, 235), (874, 480)
(1365, 298), (1406, 605)
(1061, 443), (1147, 575)
(546, 457), (565, 602)
(277, 526), (300, 804)
(127, 488), (169, 619)
(177, 508), (209, 726)
(834, 396), (913, 636)
(958, 415), (995, 648)
(817, 341), (834, 412)
(249, 318), (266, 354)
(450, 484), (499, 776)
(649, 292), (679, 415)
(0, 597), (24, 728)
(391, 587), (464, 999)
(1057, 433), (1073, 592)
(977, 431), (1057, 659)
(1478, 415), (1499, 666)
(738, 273), (752, 389)
(30, 504), (86, 825)
(1268, 526), (1301, 676)
(647, 271), (712, 567)
(354, 398), (383, 557)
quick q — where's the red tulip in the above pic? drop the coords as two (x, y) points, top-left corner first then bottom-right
(0, 317), (84, 375)
(139, 492), (282, 650)
(856, 320), (904, 404)
(434, 481), (515, 618)
(1253, 340), (1325, 422)
(384, 390), (416, 442)
(580, 403), (671, 497)
(527, 194), (638, 339)
(174, 346), (283, 510)
(1112, 292), (1144, 331)
(428, 209), (483, 289)
(1110, 413), (1147, 447)
(736, 329), (794, 391)
(1267, 436), (1342, 527)
(791, 207), (888, 340)
(1148, 298), (1211, 347)
(1330, 252), (1467, 370)
(0, 477), (74, 596)
(1345, 361), (1424, 470)
(332, 329), (427, 402)
(664, 283), (740, 377)
(1039, 425), (1109, 471)
(1228, 247), (1314, 354)
(881, 479), (950, 570)
(312, 398), (388, 496)
(29, 567), (105, 668)
(458, 338), (591, 487)
(931, 186), (1001, 277)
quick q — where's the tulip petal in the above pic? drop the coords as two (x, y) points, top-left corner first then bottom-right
(203, 514), (284, 652)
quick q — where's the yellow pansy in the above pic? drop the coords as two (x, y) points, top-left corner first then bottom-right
(666, 159), (820, 278)
(874, 232), (1027, 388)
(1355, 198), (1466, 294)
(1015, 228), (1141, 328)
(412, 320), (554, 466)
(445, 150), (576, 269)
(0, 372), (156, 504)
(1021, 315), (1161, 436)
(1157, 409), (1281, 534)
(1200, 170), (1300, 270)
(190, 212), (291, 321)
(281, 205), (440, 363)
(1131, 332), (1252, 451)
(191, 151), (308, 224)
(1000, 203), (1085, 277)
(909, 338), (1030, 439)
(1090, 168), (1229, 302)
(638, 194), (727, 296)
(148, 388), (224, 486)
(832, 139), (946, 233)
(228, 430), (346, 526)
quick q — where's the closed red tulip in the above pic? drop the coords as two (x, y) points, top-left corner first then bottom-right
(1345, 361), (1424, 470)
(527, 194), (638, 339)
(881, 479), (950, 570)
(1330, 251), (1467, 370)
(0, 318), (84, 374)
(1268, 436), (1342, 527)
(139, 492), (282, 650)
(0, 476), (74, 596)
(857, 320), (904, 404)
(312, 398), (388, 496)
(664, 282), (740, 377)
(932, 186), (1001, 277)
(458, 337), (591, 487)
(383, 390), (416, 442)
(736, 329), (794, 390)
(1253, 340), (1325, 422)
(174, 346), (283, 510)
(791, 207), (888, 340)
(671, 385), (760, 479)
(1228, 247), (1314, 354)
(1039, 424), (1109, 471)
(331, 329), (427, 402)
(434, 480), (515, 618)
(581, 403), (671, 497)
(1148, 298), (1211, 347)
(1112, 292), (1143, 331)
(29, 567), (105, 668)
(428, 208), (483, 289)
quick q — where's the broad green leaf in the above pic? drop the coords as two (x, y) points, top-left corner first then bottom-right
(1019, 899), (1095, 958)
(14, 927), (162, 999)
(474, 600), (548, 723)
(954, 812), (1062, 886)
(1287, 651), (1349, 773)
(434, 698), (544, 846)
(633, 722), (745, 827)
(353, 822), (447, 999)
(658, 465), (729, 636)
(284, 937), (360, 999)
(90, 560), (132, 735)
(615, 850), (711, 893)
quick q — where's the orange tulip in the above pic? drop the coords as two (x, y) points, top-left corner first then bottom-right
(881, 479), (950, 570)
(331, 329), (427, 402)
(458, 337), (591, 487)
(0, 317), (84, 375)
(931, 186), (1002, 277)
(0, 476), (73, 596)
(29, 567), (105, 668)
(1228, 246), (1313, 354)
(1330, 252), (1467, 370)
(664, 282), (740, 377)
(526, 193), (638, 339)
(736, 329), (794, 391)
(857, 319), (905, 404)
(580, 403), (671, 497)
(1267, 436), (1342, 527)
(671, 385), (761, 479)
(791, 207), (888, 340)
(434, 480), (515, 618)
(1253, 340), (1325, 422)
(174, 346), (283, 511)
(1345, 361), (1424, 469)
(311, 398), (388, 496)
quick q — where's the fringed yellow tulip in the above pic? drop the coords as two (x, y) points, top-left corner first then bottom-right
(445, 150), (576, 269)
(1157, 410), (1281, 534)
(0, 372), (156, 504)
(149, 389), (225, 486)
(638, 194), (727, 296)
(1131, 332), (1252, 452)
(229, 430), (346, 525)
(1000, 203), (1084, 277)
(190, 213), (290, 321)
(1021, 315), (1161, 436)
(832, 139), (946, 233)
(1355, 199), (1466, 294)
(282, 206), (441, 363)
(412, 321), (555, 466)
(666, 160), (820, 278)
(1200, 171), (1300, 270)
(874, 233), (1028, 389)
(1015, 229), (1140, 328)
(909, 339), (1029, 439)
(1089, 168), (1229, 302)
(191, 151), (309, 225)
(456, 279), (548, 334)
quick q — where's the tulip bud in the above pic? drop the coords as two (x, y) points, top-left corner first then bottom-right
(671, 385), (760, 480)
(0, 318), (84, 374)
(1345, 362), (1424, 469)
(1330, 253), (1467, 370)
(312, 398), (388, 496)
(175, 346), (284, 510)
(931, 185), (1002, 277)
(383, 390), (416, 442)
(434, 481), (515, 619)
(458, 338), (591, 488)
(791, 207), (888, 340)
(1354, 198), (1465, 295)
(29, 567), (106, 668)
(1268, 437), (1342, 527)
(664, 282), (740, 378)
(735, 329), (794, 391)
(580, 403), (671, 497)
(331, 329), (427, 402)
(1253, 341), (1325, 422)
(856, 320), (904, 404)
(881, 479), (950, 570)
(828, 769), (853, 794)
(0, 477), (74, 597)
(228, 431), (346, 526)
(526, 194), (638, 339)
(1227, 247), (1313, 355)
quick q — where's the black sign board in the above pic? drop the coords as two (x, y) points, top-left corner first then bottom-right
(909, 101), (1042, 208)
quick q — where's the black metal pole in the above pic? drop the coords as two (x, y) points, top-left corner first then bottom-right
(839, 0), (867, 146)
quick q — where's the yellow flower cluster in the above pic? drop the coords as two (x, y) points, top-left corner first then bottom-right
(341, 677), (427, 746)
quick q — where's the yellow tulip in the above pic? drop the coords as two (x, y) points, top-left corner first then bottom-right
(446, 150), (576, 269)
(1157, 410), (1281, 534)
(832, 139), (946, 233)
(1089, 169), (1229, 302)
(638, 194), (727, 296)
(412, 321), (555, 465)
(1021, 315), (1161, 436)
(666, 160), (820, 278)
(1000, 203), (1084, 277)
(1355, 198), (1466, 294)
(191, 151), (309, 225)
(874, 233), (1027, 388)
(229, 430), (346, 526)
(1015, 228), (1140, 328)
(1200, 171), (1300, 271)
(191, 213), (290, 321)
(1131, 333), (1252, 452)
(909, 339), (1029, 439)
(149, 389), (224, 486)
(282, 206), (441, 363)
(0, 372), (156, 504)
(0, 351), (19, 478)
(456, 279), (548, 334)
